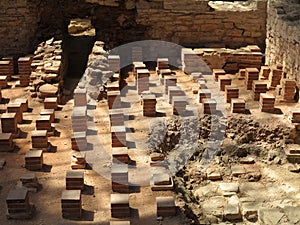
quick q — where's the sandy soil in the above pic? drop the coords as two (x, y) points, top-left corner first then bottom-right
(0, 68), (299, 225)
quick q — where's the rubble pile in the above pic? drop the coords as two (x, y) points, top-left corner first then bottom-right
(30, 38), (62, 99)
(71, 41), (114, 103)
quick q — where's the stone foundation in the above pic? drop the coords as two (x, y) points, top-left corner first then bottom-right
(266, 0), (300, 84)
(0, 0), (267, 57)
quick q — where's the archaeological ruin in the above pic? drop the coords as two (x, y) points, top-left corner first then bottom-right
(0, 0), (299, 224)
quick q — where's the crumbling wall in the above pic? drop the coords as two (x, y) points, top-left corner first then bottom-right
(266, 0), (300, 83)
(0, 0), (267, 57)
(0, 0), (39, 56)
(136, 0), (267, 50)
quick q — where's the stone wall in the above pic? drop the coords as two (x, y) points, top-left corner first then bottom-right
(0, 0), (39, 56)
(0, 0), (268, 58)
(136, 0), (267, 49)
(266, 0), (300, 83)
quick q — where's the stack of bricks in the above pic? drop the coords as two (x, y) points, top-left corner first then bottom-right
(259, 66), (271, 80)
(245, 68), (259, 90)
(0, 60), (13, 80)
(156, 196), (176, 217)
(18, 57), (32, 87)
(36, 115), (51, 132)
(194, 46), (263, 74)
(142, 94), (156, 117)
(15, 98), (29, 112)
(71, 132), (87, 150)
(61, 190), (82, 219)
(137, 69), (150, 94)
(1, 113), (18, 135)
(131, 47), (143, 62)
(112, 147), (130, 164)
(259, 93), (275, 112)
(252, 80), (268, 101)
(72, 106), (88, 132)
(164, 76), (177, 94)
(1, 57), (14, 74)
(7, 102), (23, 123)
(108, 55), (120, 73)
(40, 109), (55, 123)
(203, 99), (217, 114)
(213, 69), (226, 81)
(109, 109), (124, 127)
(107, 90), (122, 109)
(74, 88), (87, 106)
(269, 67), (282, 88)
(111, 193), (130, 218)
(198, 89), (211, 103)
(44, 97), (58, 110)
(225, 86), (239, 103)
(291, 111), (300, 123)
(168, 86), (185, 104)
(71, 152), (86, 169)
(111, 125), (126, 147)
(172, 96), (187, 115)
(0, 133), (14, 152)
(6, 188), (35, 219)
(132, 62), (146, 78)
(20, 173), (40, 192)
(25, 150), (43, 170)
(66, 170), (84, 190)
(31, 130), (50, 151)
(156, 58), (169, 75)
(160, 69), (172, 85)
(219, 75), (232, 91)
(0, 75), (8, 88)
(282, 79), (296, 102)
(112, 164), (129, 192)
(231, 98), (246, 113)
(181, 48), (205, 74)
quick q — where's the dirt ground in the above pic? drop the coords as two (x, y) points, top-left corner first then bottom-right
(0, 68), (299, 225)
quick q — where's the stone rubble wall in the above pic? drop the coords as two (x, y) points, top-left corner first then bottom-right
(0, 0), (267, 57)
(266, 0), (300, 84)
(136, 0), (267, 50)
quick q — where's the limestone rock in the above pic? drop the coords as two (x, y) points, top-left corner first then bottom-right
(39, 84), (58, 98)
(241, 202), (258, 221)
(224, 195), (241, 220)
(284, 206), (300, 224)
(258, 208), (284, 225)
(219, 183), (239, 196)
(202, 196), (226, 218)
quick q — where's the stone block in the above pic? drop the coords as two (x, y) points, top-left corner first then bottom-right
(224, 195), (241, 220)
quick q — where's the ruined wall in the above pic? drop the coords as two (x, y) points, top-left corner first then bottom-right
(266, 0), (300, 83)
(136, 0), (267, 49)
(0, 0), (267, 57)
(0, 0), (39, 56)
